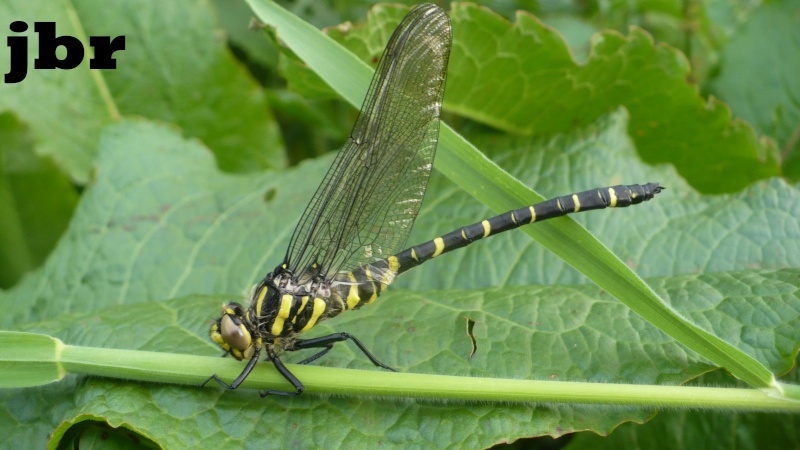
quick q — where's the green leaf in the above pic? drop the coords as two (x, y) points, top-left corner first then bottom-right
(1, 2), (798, 449)
(571, 369), (800, 450)
(212, 0), (278, 71)
(3, 270), (799, 447)
(278, 3), (779, 193)
(0, 110), (797, 447)
(2, 119), (288, 327)
(707, 0), (800, 179)
(0, 113), (77, 288)
(0, 0), (284, 183)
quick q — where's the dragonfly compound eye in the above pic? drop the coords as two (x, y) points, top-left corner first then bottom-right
(220, 313), (251, 352)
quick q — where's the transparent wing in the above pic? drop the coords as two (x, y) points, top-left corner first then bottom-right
(284, 4), (451, 282)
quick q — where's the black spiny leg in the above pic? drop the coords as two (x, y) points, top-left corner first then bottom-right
(291, 332), (397, 372)
(202, 346), (262, 390)
(261, 347), (305, 397)
(202, 346), (305, 397)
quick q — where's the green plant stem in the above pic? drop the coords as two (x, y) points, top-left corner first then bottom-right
(3, 332), (797, 412)
(54, 345), (800, 410)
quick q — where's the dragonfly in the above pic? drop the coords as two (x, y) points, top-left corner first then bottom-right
(205, 3), (662, 397)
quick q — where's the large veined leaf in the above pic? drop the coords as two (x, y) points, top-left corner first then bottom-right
(281, 3), (780, 194)
(0, 0), (286, 287)
(707, 0), (800, 178)
(0, 0), (284, 183)
(0, 113), (78, 288)
(0, 111), (797, 447)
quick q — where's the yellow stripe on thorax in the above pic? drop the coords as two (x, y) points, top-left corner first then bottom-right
(346, 272), (361, 309)
(270, 294), (294, 336)
(254, 284), (268, 316)
(572, 194), (581, 212)
(299, 297), (326, 333)
(529, 206), (536, 223)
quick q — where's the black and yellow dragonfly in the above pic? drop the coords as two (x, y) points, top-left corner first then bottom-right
(206, 3), (662, 396)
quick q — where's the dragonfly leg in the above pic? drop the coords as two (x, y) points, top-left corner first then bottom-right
(260, 347), (305, 397)
(295, 345), (333, 365)
(201, 346), (261, 390)
(291, 332), (397, 372)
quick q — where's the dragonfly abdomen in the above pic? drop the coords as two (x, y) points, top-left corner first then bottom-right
(306, 183), (664, 328)
(390, 183), (663, 274)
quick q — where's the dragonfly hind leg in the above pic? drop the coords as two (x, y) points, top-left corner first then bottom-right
(259, 348), (305, 397)
(291, 332), (397, 372)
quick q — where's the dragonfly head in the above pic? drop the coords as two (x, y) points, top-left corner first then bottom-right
(210, 302), (255, 361)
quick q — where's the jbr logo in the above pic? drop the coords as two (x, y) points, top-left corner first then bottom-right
(5, 21), (125, 83)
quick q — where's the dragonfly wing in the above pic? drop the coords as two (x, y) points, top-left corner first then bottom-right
(284, 4), (452, 282)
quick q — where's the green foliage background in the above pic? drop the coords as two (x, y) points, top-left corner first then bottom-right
(0, 0), (798, 449)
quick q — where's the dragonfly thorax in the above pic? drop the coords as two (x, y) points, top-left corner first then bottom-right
(271, 265), (332, 299)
